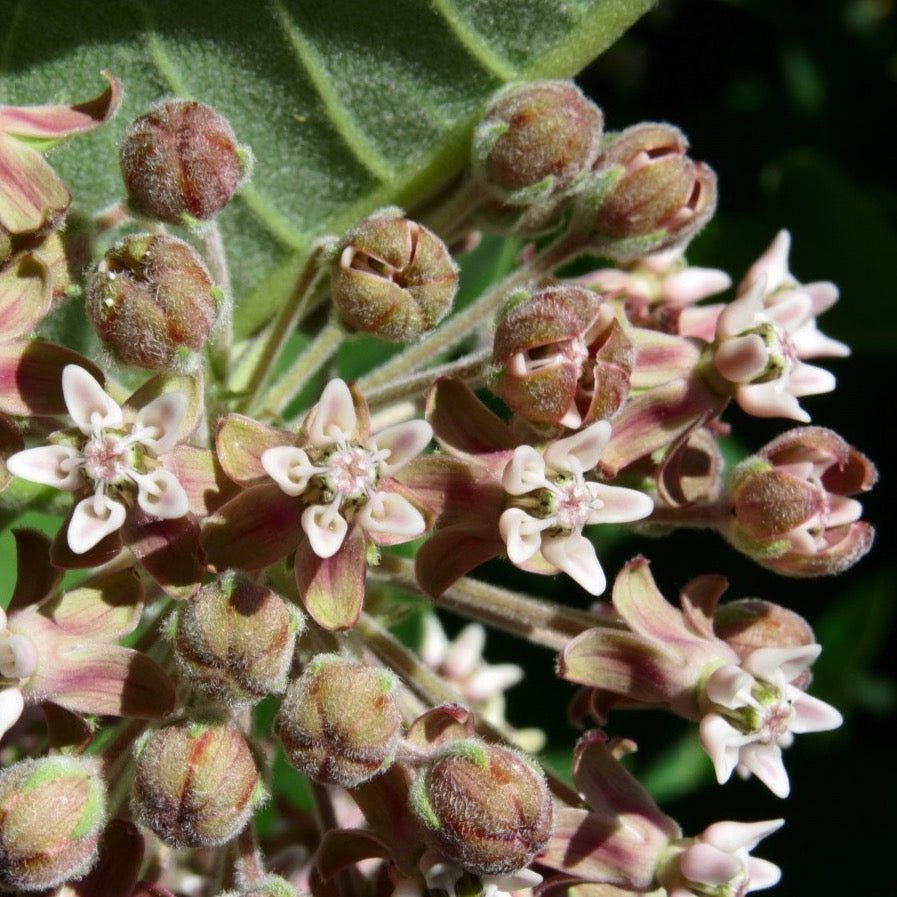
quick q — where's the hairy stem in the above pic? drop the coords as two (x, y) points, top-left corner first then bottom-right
(204, 219), (234, 382)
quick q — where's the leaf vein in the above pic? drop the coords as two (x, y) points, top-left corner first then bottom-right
(428, 0), (519, 81)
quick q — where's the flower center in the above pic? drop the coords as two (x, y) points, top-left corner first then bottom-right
(82, 432), (134, 483)
(551, 477), (596, 531)
(746, 320), (798, 385)
(324, 445), (380, 501)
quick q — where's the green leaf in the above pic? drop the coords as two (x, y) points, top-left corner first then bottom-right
(0, 0), (654, 338)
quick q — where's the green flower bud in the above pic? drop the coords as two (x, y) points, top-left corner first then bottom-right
(276, 654), (402, 788)
(120, 99), (246, 223)
(86, 233), (217, 370)
(473, 81), (603, 206)
(132, 722), (264, 848)
(0, 756), (106, 892)
(216, 873), (296, 897)
(331, 213), (458, 343)
(173, 574), (302, 705)
(409, 739), (552, 875)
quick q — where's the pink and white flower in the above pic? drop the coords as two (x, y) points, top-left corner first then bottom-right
(7, 365), (189, 553)
(698, 644), (843, 798)
(0, 604), (37, 740)
(499, 421), (654, 595)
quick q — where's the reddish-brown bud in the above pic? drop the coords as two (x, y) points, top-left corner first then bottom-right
(726, 426), (877, 576)
(0, 756), (106, 892)
(120, 100), (245, 223)
(410, 739), (553, 875)
(173, 574), (302, 705)
(86, 233), (217, 370)
(492, 284), (632, 428)
(473, 81), (603, 205)
(332, 213), (458, 343)
(581, 123), (717, 261)
(276, 654), (402, 788)
(132, 722), (263, 848)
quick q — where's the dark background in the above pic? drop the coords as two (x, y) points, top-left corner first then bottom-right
(486, 3), (896, 896)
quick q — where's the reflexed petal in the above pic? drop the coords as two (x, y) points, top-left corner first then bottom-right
(586, 483), (654, 524)
(680, 843), (742, 886)
(764, 290), (812, 333)
(135, 469), (189, 519)
(703, 819), (784, 854)
(466, 663), (524, 701)
(739, 742), (790, 798)
(420, 614), (450, 668)
(0, 131), (70, 233)
(0, 250), (51, 341)
(746, 857), (783, 892)
(717, 276), (766, 338)
(663, 266), (731, 305)
(743, 644), (820, 682)
(134, 390), (188, 455)
(374, 419), (433, 475)
(302, 502), (349, 558)
(262, 445), (322, 495)
(541, 532), (607, 595)
(741, 231), (791, 294)
(124, 512), (203, 600)
(499, 508), (544, 564)
(714, 333), (769, 384)
(62, 364), (122, 433)
(216, 413), (294, 485)
(68, 495), (127, 554)
(502, 445), (547, 494)
(792, 322), (849, 359)
(0, 686), (25, 739)
(357, 491), (426, 542)
(6, 444), (83, 490)
(699, 713), (742, 784)
(736, 382), (810, 423)
(703, 664), (754, 709)
(545, 420), (612, 474)
(788, 690), (843, 734)
(443, 622), (486, 680)
(309, 378), (356, 446)
(788, 361), (836, 397)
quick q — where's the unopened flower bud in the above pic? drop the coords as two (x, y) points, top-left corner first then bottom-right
(493, 284), (631, 428)
(472, 81), (603, 205)
(0, 756), (106, 892)
(726, 427), (876, 576)
(410, 739), (553, 875)
(132, 722), (263, 848)
(86, 233), (217, 370)
(276, 654), (402, 788)
(173, 574), (302, 705)
(216, 874), (295, 897)
(121, 99), (245, 223)
(580, 123), (717, 261)
(331, 213), (458, 342)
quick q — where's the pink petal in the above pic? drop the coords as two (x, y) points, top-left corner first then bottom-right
(663, 267), (731, 305)
(586, 483), (654, 525)
(62, 364), (122, 433)
(134, 390), (187, 455)
(746, 857), (783, 892)
(302, 501), (349, 558)
(466, 663), (524, 701)
(806, 281), (839, 315)
(743, 644), (820, 682)
(420, 614), (450, 668)
(699, 713), (741, 784)
(168, 444), (238, 516)
(68, 495), (127, 554)
(6, 443), (83, 490)
(442, 623), (485, 679)
(124, 372), (203, 446)
(787, 361), (836, 397)
(373, 419), (433, 475)
(677, 303), (724, 341)
(414, 524), (503, 598)
(216, 413), (294, 485)
(717, 276), (766, 338)
(545, 422), (612, 474)
(764, 290), (812, 333)
(680, 843), (742, 886)
(792, 323), (849, 359)
(0, 131), (69, 233)
(0, 686), (24, 740)
(499, 508), (544, 564)
(630, 329), (702, 390)
(309, 378), (357, 446)
(262, 445), (322, 495)
(502, 445), (547, 494)
(40, 569), (143, 640)
(714, 333), (769, 384)
(702, 819), (784, 854)
(0, 250), (51, 341)
(739, 742), (790, 797)
(135, 469), (189, 519)
(541, 532), (607, 596)
(789, 691), (843, 734)
(736, 381), (810, 422)
(358, 491), (426, 542)
(741, 230), (791, 294)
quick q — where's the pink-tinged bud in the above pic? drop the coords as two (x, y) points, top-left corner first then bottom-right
(0, 756), (106, 891)
(120, 100), (245, 223)
(410, 739), (553, 875)
(580, 123), (717, 261)
(132, 722), (264, 848)
(472, 81), (603, 205)
(86, 233), (217, 370)
(332, 213), (458, 343)
(492, 284), (632, 428)
(726, 427), (877, 576)
(173, 574), (302, 705)
(276, 654), (402, 788)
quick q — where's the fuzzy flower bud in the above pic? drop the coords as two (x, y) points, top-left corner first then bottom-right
(216, 874), (295, 897)
(472, 81), (603, 206)
(120, 99), (245, 223)
(332, 213), (458, 342)
(581, 123), (717, 261)
(492, 284), (631, 428)
(276, 654), (402, 788)
(725, 426), (876, 576)
(132, 722), (263, 848)
(0, 756), (106, 892)
(410, 739), (553, 876)
(86, 233), (217, 370)
(173, 574), (302, 705)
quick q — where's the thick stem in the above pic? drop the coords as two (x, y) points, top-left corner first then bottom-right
(204, 219), (234, 381)
(356, 231), (589, 394)
(236, 824), (265, 886)
(257, 318), (345, 418)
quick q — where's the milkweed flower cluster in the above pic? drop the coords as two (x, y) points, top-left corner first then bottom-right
(0, 72), (876, 897)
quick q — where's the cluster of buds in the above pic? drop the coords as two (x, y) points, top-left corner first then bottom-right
(0, 69), (878, 897)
